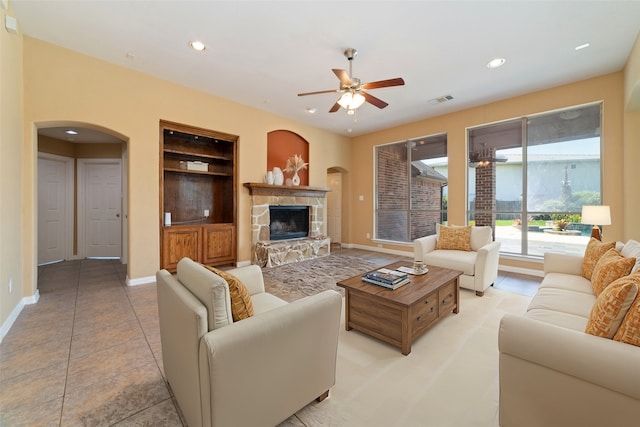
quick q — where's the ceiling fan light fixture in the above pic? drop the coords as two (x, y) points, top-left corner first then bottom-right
(189, 40), (206, 52)
(338, 92), (365, 110)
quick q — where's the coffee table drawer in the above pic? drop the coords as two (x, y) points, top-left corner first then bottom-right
(439, 281), (457, 314)
(411, 292), (438, 335)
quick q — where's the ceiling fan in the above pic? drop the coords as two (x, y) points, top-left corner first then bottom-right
(298, 48), (405, 114)
(469, 143), (508, 167)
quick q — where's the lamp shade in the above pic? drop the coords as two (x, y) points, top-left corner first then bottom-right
(581, 205), (611, 226)
(337, 92), (365, 110)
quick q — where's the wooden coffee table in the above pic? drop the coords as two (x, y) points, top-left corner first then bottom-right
(337, 261), (462, 355)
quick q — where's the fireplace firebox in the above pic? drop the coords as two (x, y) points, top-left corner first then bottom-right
(269, 206), (309, 240)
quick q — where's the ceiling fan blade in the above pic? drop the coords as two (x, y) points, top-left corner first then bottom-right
(362, 92), (389, 109)
(329, 101), (341, 113)
(361, 77), (405, 90)
(298, 89), (338, 96)
(332, 69), (352, 87)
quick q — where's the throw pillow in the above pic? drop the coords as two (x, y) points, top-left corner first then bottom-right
(436, 225), (472, 251)
(590, 248), (635, 296)
(203, 266), (254, 322)
(581, 238), (615, 280)
(613, 272), (640, 346)
(621, 239), (640, 274)
(585, 276), (638, 339)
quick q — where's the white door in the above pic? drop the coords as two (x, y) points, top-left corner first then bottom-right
(82, 161), (122, 258)
(327, 172), (342, 244)
(38, 156), (72, 265)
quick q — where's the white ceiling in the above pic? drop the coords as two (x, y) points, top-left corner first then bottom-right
(12, 0), (640, 138)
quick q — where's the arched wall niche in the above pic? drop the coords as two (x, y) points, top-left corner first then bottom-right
(267, 130), (309, 186)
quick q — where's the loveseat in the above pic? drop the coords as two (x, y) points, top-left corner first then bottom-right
(413, 225), (501, 296)
(499, 239), (640, 426)
(156, 257), (342, 427)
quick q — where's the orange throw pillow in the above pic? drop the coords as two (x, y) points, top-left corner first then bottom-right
(614, 272), (640, 346)
(204, 266), (254, 322)
(436, 225), (472, 251)
(585, 277), (638, 339)
(581, 238), (615, 280)
(590, 249), (635, 296)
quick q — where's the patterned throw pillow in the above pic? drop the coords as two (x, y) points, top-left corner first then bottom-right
(581, 238), (616, 280)
(585, 277), (638, 339)
(613, 273), (640, 346)
(590, 249), (635, 296)
(436, 225), (472, 251)
(204, 266), (254, 321)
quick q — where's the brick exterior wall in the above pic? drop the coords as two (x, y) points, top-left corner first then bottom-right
(377, 144), (444, 241)
(474, 158), (496, 230)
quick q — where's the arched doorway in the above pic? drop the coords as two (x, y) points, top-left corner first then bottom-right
(36, 122), (129, 265)
(327, 167), (347, 247)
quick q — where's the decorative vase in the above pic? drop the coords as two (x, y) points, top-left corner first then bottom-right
(265, 171), (274, 185)
(292, 171), (300, 186)
(272, 167), (284, 185)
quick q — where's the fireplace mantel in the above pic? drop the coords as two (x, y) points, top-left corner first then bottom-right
(243, 183), (330, 198)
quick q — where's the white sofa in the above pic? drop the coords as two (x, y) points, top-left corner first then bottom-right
(156, 258), (342, 427)
(499, 249), (640, 427)
(413, 225), (501, 296)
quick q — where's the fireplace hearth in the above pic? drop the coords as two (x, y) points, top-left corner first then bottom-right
(269, 206), (309, 240)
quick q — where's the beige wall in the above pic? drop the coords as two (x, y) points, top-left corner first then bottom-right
(21, 37), (351, 293)
(350, 72), (628, 272)
(623, 32), (640, 240)
(0, 3), (25, 329)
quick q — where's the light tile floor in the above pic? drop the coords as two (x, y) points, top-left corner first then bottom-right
(0, 259), (181, 426)
(0, 251), (541, 426)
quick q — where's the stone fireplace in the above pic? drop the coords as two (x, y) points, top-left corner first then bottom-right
(244, 183), (331, 267)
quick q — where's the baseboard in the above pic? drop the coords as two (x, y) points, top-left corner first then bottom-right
(341, 243), (413, 258)
(0, 290), (40, 343)
(126, 275), (156, 286)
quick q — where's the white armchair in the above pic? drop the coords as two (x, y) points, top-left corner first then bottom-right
(414, 225), (501, 296)
(156, 257), (342, 427)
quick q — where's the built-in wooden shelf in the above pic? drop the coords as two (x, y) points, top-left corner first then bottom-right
(243, 183), (331, 198)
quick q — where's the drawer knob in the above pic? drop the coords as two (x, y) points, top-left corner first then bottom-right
(417, 316), (422, 321)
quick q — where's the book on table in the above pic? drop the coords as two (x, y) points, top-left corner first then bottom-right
(362, 276), (410, 290)
(362, 268), (410, 289)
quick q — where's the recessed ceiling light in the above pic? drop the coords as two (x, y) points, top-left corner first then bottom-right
(306, 107), (317, 114)
(487, 58), (506, 69)
(575, 43), (590, 51)
(65, 130), (78, 135)
(189, 40), (206, 52)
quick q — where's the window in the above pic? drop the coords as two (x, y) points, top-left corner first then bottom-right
(467, 103), (602, 256)
(375, 134), (448, 242)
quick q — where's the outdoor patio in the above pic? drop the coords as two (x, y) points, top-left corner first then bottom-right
(495, 225), (591, 257)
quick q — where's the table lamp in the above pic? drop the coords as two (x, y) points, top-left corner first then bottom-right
(581, 205), (611, 241)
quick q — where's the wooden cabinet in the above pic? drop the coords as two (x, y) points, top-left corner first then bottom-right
(160, 121), (237, 272)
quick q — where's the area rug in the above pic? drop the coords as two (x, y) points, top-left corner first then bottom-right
(262, 254), (381, 302)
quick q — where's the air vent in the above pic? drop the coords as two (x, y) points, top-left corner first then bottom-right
(428, 95), (454, 105)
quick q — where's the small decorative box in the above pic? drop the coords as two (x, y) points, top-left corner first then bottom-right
(186, 161), (208, 172)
